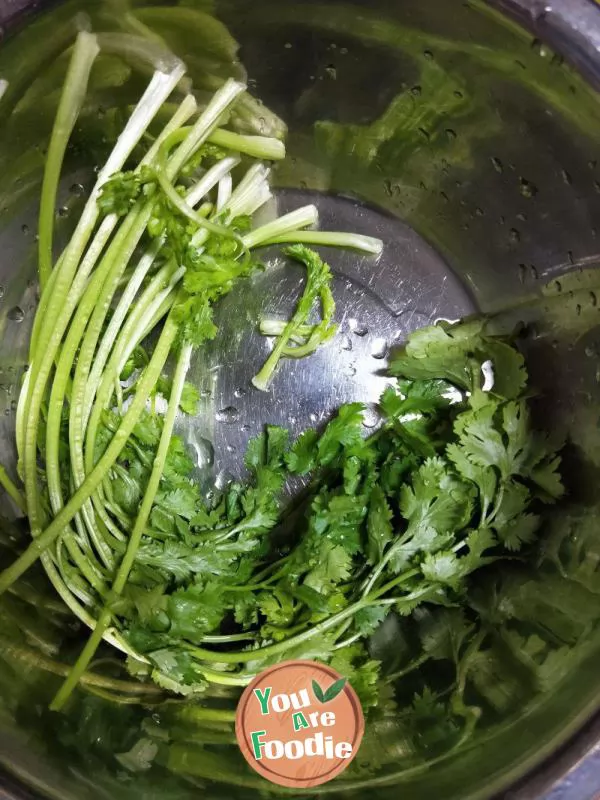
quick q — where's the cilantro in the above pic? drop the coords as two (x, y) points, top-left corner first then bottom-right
(252, 245), (338, 391)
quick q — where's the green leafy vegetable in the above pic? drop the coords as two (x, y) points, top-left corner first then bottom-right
(0, 6), (576, 786)
(252, 244), (338, 391)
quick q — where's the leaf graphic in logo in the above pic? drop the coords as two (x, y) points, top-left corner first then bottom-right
(312, 677), (347, 703)
(323, 677), (347, 702)
(312, 679), (326, 703)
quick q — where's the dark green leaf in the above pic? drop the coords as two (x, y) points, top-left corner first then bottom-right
(323, 677), (347, 702)
(312, 679), (325, 703)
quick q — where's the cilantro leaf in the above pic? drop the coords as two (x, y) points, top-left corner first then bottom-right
(366, 486), (394, 565)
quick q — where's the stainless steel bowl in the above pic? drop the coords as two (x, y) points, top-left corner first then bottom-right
(0, 1), (600, 798)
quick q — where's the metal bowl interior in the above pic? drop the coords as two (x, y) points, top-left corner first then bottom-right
(0, 1), (600, 798)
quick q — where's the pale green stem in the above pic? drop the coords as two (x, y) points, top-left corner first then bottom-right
(0, 466), (26, 512)
(208, 128), (285, 160)
(243, 205), (318, 249)
(0, 317), (179, 594)
(38, 32), (100, 290)
(50, 342), (193, 710)
(259, 230), (384, 254)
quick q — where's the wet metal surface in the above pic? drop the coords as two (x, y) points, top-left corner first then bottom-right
(182, 188), (475, 481)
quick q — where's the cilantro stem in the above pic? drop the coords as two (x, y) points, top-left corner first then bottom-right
(68, 206), (159, 556)
(251, 244), (336, 391)
(201, 633), (256, 643)
(175, 707), (237, 724)
(38, 32), (100, 291)
(243, 205), (318, 250)
(384, 653), (430, 682)
(259, 230), (384, 255)
(217, 174), (232, 212)
(0, 640), (162, 695)
(0, 466), (26, 513)
(50, 339), (192, 710)
(185, 598), (378, 664)
(195, 667), (254, 687)
(81, 237), (164, 429)
(370, 567), (420, 599)
(0, 317), (179, 595)
(167, 79), (246, 177)
(208, 128), (286, 160)
(221, 163), (272, 218)
(184, 155), (240, 208)
(22, 67), (186, 546)
(156, 170), (236, 239)
(84, 265), (184, 481)
(259, 319), (316, 342)
(332, 632), (363, 650)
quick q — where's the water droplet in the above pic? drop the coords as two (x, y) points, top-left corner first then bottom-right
(475, 207), (484, 217)
(532, 39), (551, 58)
(561, 169), (572, 185)
(284, 42), (292, 49)
(591, 291), (598, 307)
(7, 306), (24, 322)
(10, 400), (17, 411)
(325, 64), (337, 80)
(519, 178), (537, 198)
(362, 405), (380, 429)
(423, 49), (434, 60)
(454, 90), (464, 99)
(585, 345), (596, 358)
(57, 206), (69, 218)
(576, 303), (582, 316)
(309, 413), (318, 423)
(340, 335), (353, 352)
(345, 364), (357, 378)
(348, 319), (368, 337)
(440, 191), (450, 203)
(216, 406), (239, 424)
(589, 160), (597, 170)
(70, 183), (85, 196)
(445, 128), (457, 140)
(233, 387), (246, 399)
(491, 157), (504, 173)
(383, 179), (393, 197)
(411, 85), (422, 97)
(21, 224), (29, 235)
(370, 337), (388, 360)
(509, 228), (521, 244)
(215, 470), (233, 491)
(530, 264), (539, 280)
(3, 409), (9, 417)
(419, 128), (430, 141)
(241, 424), (250, 432)
(554, 280), (563, 293)
(189, 435), (213, 470)
(226, 444), (236, 454)
(516, 212), (527, 222)
(340, 47), (349, 55)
